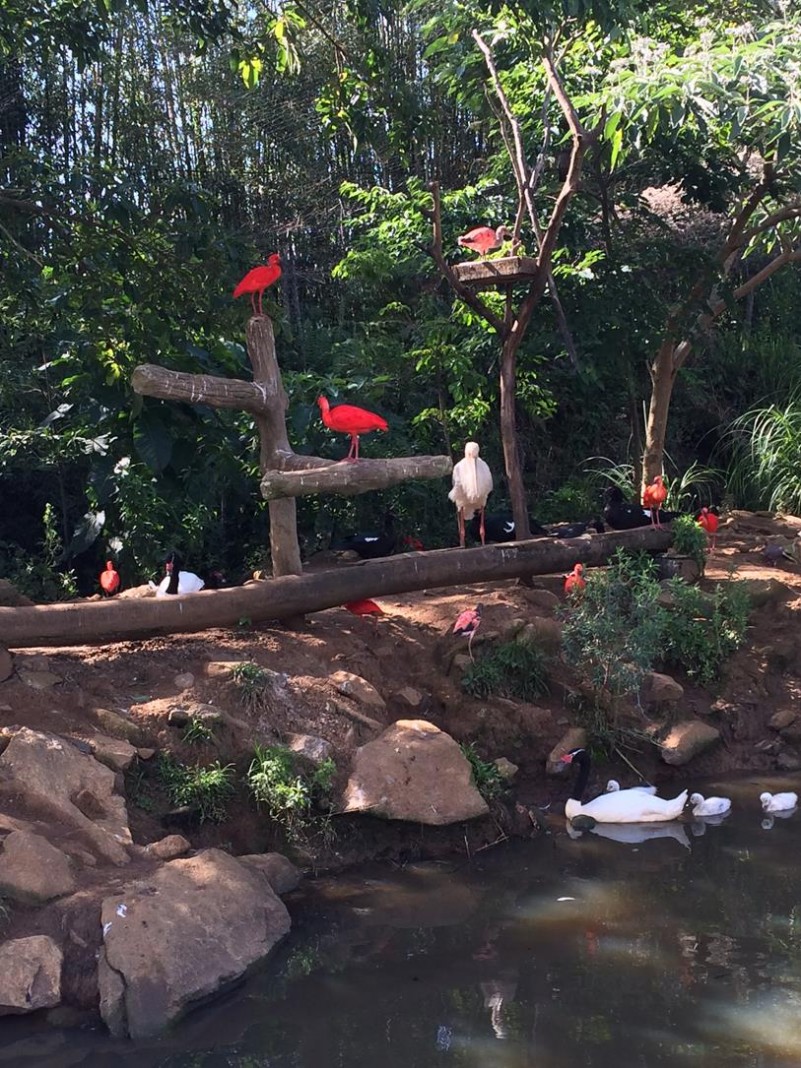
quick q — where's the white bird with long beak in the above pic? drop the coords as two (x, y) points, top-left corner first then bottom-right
(449, 442), (493, 547)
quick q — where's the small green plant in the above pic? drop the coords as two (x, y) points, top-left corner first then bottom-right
(663, 577), (750, 686)
(561, 550), (667, 703)
(182, 718), (215, 745)
(231, 662), (272, 715)
(246, 745), (336, 839)
(461, 641), (550, 701)
(157, 755), (236, 823)
(670, 514), (708, 569)
(460, 742), (504, 800)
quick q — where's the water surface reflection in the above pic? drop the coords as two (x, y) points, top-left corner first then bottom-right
(4, 777), (801, 1067)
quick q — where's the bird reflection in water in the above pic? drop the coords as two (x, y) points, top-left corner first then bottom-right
(761, 807), (797, 829)
(567, 821), (691, 849)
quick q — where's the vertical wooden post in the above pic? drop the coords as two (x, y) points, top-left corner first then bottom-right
(245, 316), (302, 577)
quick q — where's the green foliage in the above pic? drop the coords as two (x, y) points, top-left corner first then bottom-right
(460, 743), (504, 801)
(725, 397), (801, 513)
(246, 746), (337, 839)
(461, 641), (550, 701)
(561, 550), (668, 701)
(182, 718), (216, 746)
(157, 756), (236, 824)
(0, 504), (78, 602)
(663, 577), (750, 685)
(0, 893), (10, 931)
(231, 662), (274, 716)
(670, 514), (708, 568)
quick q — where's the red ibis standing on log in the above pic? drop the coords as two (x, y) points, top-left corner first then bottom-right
(233, 253), (282, 317)
(457, 225), (511, 258)
(642, 475), (668, 529)
(449, 442), (493, 547)
(316, 395), (388, 461)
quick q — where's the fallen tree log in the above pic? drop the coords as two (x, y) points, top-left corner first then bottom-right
(0, 527), (672, 649)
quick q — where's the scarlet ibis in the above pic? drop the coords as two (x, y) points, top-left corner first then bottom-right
(156, 551), (205, 597)
(642, 475), (668, 529)
(603, 487), (677, 531)
(401, 534), (425, 552)
(563, 563), (586, 596)
(697, 507), (719, 550)
(457, 225), (511, 257)
(330, 512), (396, 559)
(344, 598), (383, 618)
(316, 395), (388, 461)
(233, 253), (282, 317)
(449, 442), (493, 547)
(468, 510), (548, 543)
(99, 560), (120, 596)
(453, 603), (483, 661)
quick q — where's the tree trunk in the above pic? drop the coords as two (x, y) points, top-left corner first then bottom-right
(0, 527), (672, 649)
(500, 333), (530, 539)
(642, 340), (680, 490)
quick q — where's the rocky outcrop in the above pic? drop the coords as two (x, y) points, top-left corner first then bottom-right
(98, 848), (290, 1038)
(239, 852), (302, 895)
(641, 671), (684, 706)
(0, 728), (131, 865)
(285, 733), (332, 766)
(659, 720), (720, 766)
(331, 671), (386, 714)
(0, 830), (75, 904)
(0, 936), (62, 1014)
(342, 719), (489, 825)
(87, 733), (138, 773)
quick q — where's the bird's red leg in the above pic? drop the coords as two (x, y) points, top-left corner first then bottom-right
(251, 293), (257, 316)
(258, 291), (264, 317)
(354, 435), (360, 461)
(458, 509), (466, 548)
(467, 629), (476, 662)
(479, 507), (486, 546)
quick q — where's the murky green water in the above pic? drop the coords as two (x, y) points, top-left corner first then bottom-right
(5, 776), (801, 1067)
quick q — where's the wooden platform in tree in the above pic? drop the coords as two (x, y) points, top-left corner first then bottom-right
(452, 255), (539, 290)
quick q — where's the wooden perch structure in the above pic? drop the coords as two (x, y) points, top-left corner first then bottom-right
(132, 316), (451, 576)
(452, 256), (540, 291)
(0, 527), (671, 649)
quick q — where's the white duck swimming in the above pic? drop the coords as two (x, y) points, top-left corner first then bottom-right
(689, 792), (732, 817)
(605, 779), (657, 795)
(561, 749), (688, 824)
(760, 791), (798, 813)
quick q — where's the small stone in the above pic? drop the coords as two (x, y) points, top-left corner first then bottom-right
(330, 670), (386, 712)
(660, 720), (720, 766)
(285, 733), (333, 766)
(137, 748), (156, 760)
(144, 835), (191, 861)
(494, 757), (518, 781)
(769, 708), (797, 731)
(449, 653), (473, 676)
(18, 669), (61, 690)
(93, 707), (144, 744)
(641, 671), (684, 706)
(72, 788), (107, 820)
(173, 672), (195, 690)
(192, 705), (225, 725)
(776, 748), (801, 772)
(393, 686), (427, 711)
(88, 733), (137, 773)
(517, 617), (563, 652)
(167, 708), (190, 728)
(239, 853), (301, 895)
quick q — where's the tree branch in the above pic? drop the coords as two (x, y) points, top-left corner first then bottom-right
(261, 455), (453, 500)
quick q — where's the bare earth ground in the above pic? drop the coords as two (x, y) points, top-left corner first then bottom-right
(2, 510), (801, 868)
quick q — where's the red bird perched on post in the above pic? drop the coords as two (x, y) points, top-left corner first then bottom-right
(697, 507), (719, 551)
(344, 599), (384, 618)
(642, 475), (668, 528)
(453, 603), (483, 661)
(99, 560), (120, 596)
(316, 395), (389, 461)
(457, 225), (511, 258)
(564, 563), (586, 596)
(233, 253), (282, 317)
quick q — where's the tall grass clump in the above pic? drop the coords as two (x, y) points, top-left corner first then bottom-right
(725, 397), (801, 513)
(157, 755), (236, 823)
(246, 745), (336, 839)
(461, 641), (550, 701)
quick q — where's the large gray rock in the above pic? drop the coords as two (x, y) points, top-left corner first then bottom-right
(0, 728), (131, 865)
(331, 671), (386, 713)
(660, 720), (720, 766)
(342, 719), (489, 825)
(0, 830), (75, 904)
(98, 848), (290, 1038)
(641, 671), (684, 706)
(0, 936), (62, 1014)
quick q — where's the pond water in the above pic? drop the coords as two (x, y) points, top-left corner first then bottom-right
(4, 775), (801, 1068)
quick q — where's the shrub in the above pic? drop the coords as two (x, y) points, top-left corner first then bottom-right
(561, 550), (667, 702)
(671, 514), (708, 569)
(157, 755), (236, 823)
(663, 577), (750, 686)
(231, 662), (273, 715)
(182, 718), (215, 745)
(246, 746), (336, 839)
(460, 742), (504, 800)
(461, 641), (550, 701)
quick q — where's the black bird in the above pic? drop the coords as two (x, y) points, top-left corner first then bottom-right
(546, 519), (605, 538)
(603, 487), (678, 531)
(330, 512), (397, 560)
(468, 510), (548, 543)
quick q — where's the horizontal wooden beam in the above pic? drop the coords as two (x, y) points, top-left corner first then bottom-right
(260, 455), (453, 500)
(452, 255), (539, 291)
(0, 528), (672, 649)
(132, 364), (269, 415)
